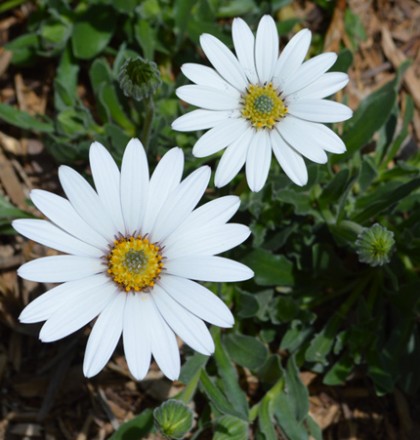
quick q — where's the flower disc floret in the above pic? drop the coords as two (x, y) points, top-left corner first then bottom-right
(241, 83), (287, 129)
(107, 236), (163, 292)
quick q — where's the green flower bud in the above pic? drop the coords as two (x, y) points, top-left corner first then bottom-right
(355, 223), (395, 267)
(153, 399), (194, 439)
(118, 57), (161, 101)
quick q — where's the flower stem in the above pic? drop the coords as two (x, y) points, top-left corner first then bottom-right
(141, 97), (154, 151)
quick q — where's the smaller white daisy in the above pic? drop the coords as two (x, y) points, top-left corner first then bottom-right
(172, 15), (353, 191)
(13, 139), (253, 380)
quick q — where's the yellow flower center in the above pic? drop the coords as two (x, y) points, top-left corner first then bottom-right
(107, 236), (163, 292)
(241, 83), (287, 129)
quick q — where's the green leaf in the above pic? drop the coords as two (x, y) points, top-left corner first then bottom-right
(214, 415), (249, 440)
(319, 169), (351, 208)
(352, 178), (420, 224)
(280, 320), (313, 353)
(5, 33), (38, 65)
(224, 333), (268, 371)
(285, 355), (309, 423)
(71, 5), (115, 59)
(153, 400), (193, 440)
(324, 353), (353, 385)
(306, 415), (323, 440)
(305, 315), (342, 364)
(331, 48), (353, 73)
(269, 296), (299, 323)
(236, 290), (259, 318)
(242, 249), (294, 287)
(217, 0), (256, 17)
(98, 83), (136, 135)
(381, 94), (414, 167)
(0, 195), (31, 221)
(109, 409), (154, 440)
(256, 354), (284, 385)
(341, 79), (397, 156)
(178, 353), (208, 403)
(0, 103), (53, 133)
(258, 397), (277, 440)
(213, 331), (249, 420)
(199, 370), (245, 419)
(134, 20), (156, 60)
(54, 47), (79, 110)
(272, 392), (309, 440)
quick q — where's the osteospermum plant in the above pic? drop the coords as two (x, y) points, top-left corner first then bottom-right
(172, 15), (353, 191)
(13, 139), (253, 380)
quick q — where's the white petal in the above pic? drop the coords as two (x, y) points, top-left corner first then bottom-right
(83, 293), (126, 378)
(297, 121), (346, 153)
(181, 63), (239, 94)
(19, 274), (110, 323)
(176, 85), (240, 111)
(192, 118), (249, 158)
(292, 72), (349, 100)
(282, 53), (337, 96)
(152, 285), (214, 355)
(163, 195), (241, 248)
(158, 275), (234, 327)
(89, 142), (125, 233)
(13, 219), (102, 258)
(40, 280), (119, 342)
(59, 166), (118, 242)
(288, 99), (353, 123)
(120, 138), (149, 235)
(276, 118), (328, 164)
(172, 109), (235, 132)
(141, 148), (184, 234)
(255, 15), (279, 84)
(273, 29), (311, 89)
(137, 293), (180, 380)
(215, 126), (254, 188)
(18, 255), (105, 283)
(245, 130), (272, 192)
(200, 33), (248, 91)
(123, 293), (152, 380)
(270, 129), (308, 186)
(30, 189), (108, 250)
(165, 256), (254, 282)
(151, 166), (211, 242)
(232, 17), (258, 83)
(164, 223), (251, 259)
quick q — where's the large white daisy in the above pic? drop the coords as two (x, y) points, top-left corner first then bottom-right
(13, 139), (253, 380)
(172, 15), (353, 191)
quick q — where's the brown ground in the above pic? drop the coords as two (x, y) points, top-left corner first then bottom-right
(0, 0), (419, 438)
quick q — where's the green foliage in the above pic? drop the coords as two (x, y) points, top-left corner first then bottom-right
(3, 1), (419, 438)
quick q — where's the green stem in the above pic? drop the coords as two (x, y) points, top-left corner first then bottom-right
(141, 96), (154, 151)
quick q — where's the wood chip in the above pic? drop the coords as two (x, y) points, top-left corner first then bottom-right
(381, 25), (420, 109)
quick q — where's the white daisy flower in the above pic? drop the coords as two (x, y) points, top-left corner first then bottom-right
(13, 139), (253, 381)
(172, 15), (353, 191)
